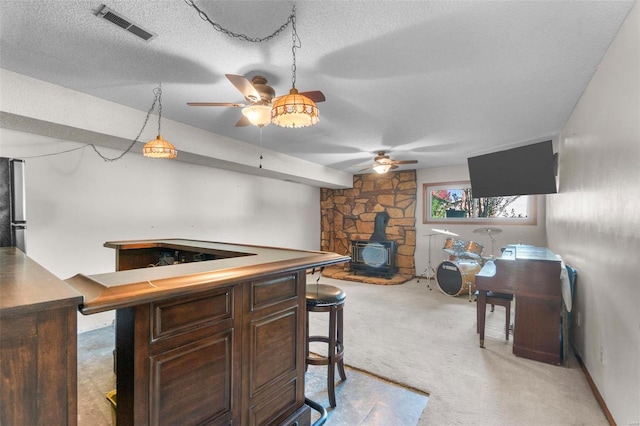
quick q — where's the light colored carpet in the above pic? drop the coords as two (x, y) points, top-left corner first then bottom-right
(308, 275), (608, 426)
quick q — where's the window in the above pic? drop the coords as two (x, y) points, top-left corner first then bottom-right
(423, 181), (537, 225)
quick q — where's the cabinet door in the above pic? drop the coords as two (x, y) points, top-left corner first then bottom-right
(244, 272), (307, 425)
(149, 331), (236, 425)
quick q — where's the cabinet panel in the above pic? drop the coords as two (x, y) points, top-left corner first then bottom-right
(244, 271), (307, 425)
(37, 308), (75, 425)
(0, 307), (77, 426)
(0, 314), (36, 339)
(250, 377), (300, 426)
(0, 333), (38, 425)
(279, 404), (311, 426)
(249, 307), (299, 396)
(514, 295), (561, 365)
(251, 274), (298, 311)
(152, 288), (233, 340)
(150, 333), (235, 425)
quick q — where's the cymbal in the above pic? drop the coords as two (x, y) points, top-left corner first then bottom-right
(473, 227), (503, 235)
(431, 228), (459, 237)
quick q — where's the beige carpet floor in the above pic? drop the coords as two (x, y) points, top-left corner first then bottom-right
(308, 274), (608, 426)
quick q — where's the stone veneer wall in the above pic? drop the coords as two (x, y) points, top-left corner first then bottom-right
(320, 170), (416, 276)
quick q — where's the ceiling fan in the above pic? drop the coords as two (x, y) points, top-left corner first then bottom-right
(359, 151), (418, 174)
(187, 74), (325, 127)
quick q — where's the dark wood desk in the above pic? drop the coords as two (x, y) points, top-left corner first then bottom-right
(66, 239), (350, 426)
(475, 245), (562, 365)
(0, 247), (83, 425)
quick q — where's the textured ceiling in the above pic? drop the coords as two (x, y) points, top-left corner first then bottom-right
(0, 0), (635, 173)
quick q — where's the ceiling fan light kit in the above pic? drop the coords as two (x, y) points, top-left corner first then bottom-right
(373, 164), (392, 174)
(241, 104), (272, 128)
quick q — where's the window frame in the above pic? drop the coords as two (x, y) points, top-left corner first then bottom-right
(422, 181), (537, 225)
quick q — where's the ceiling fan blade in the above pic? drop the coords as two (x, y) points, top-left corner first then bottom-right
(299, 90), (326, 103)
(235, 115), (251, 127)
(226, 74), (261, 102)
(187, 102), (245, 107)
(393, 160), (418, 164)
(359, 165), (374, 172)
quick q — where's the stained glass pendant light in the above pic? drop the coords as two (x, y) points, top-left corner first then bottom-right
(271, 7), (319, 128)
(143, 85), (177, 158)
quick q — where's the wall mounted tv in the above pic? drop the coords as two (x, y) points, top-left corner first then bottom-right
(467, 140), (557, 197)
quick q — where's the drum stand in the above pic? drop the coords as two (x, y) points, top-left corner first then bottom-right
(417, 233), (438, 290)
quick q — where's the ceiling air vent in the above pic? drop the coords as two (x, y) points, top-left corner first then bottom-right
(95, 4), (157, 41)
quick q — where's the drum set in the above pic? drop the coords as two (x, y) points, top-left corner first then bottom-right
(417, 227), (502, 300)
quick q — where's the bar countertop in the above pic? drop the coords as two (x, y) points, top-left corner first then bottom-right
(1, 247), (83, 316)
(65, 239), (350, 314)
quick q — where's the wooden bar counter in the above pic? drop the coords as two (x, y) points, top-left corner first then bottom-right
(1, 247), (83, 425)
(65, 239), (350, 426)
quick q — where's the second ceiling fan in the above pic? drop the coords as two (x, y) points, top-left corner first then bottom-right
(360, 151), (418, 173)
(187, 74), (325, 127)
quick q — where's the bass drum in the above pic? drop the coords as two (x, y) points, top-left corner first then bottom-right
(436, 260), (482, 296)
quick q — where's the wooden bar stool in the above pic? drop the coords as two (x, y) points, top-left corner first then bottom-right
(306, 283), (346, 408)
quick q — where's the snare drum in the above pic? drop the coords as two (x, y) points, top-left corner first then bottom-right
(464, 241), (484, 259)
(436, 260), (482, 296)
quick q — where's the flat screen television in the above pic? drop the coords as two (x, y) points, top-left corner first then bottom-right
(467, 140), (557, 197)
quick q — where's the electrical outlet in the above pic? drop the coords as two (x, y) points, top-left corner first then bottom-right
(600, 346), (605, 364)
(576, 311), (581, 327)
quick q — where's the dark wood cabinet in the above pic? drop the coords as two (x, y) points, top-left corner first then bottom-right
(115, 272), (309, 425)
(0, 248), (83, 426)
(65, 240), (348, 425)
(116, 284), (243, 425)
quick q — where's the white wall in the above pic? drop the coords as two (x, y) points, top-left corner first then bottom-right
(415, 164), (548, 279)
(546, 2), (640, 424)
(0, 129), (321, 331)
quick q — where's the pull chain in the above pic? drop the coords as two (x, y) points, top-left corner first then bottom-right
(259, 126), (264, 169)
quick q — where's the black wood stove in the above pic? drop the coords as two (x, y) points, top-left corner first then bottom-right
(349, 211), (398, 278)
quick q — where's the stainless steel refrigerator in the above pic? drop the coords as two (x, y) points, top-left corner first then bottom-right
(0, 157), (27, 252)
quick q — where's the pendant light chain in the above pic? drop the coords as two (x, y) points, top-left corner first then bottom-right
(18, 86), (163, 161)
(156, 84), (163, 136)
(290, 7), (300, 89)
(184, 0), (295, 44)
(90, 85), (162, 162)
